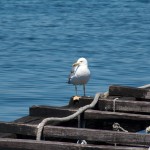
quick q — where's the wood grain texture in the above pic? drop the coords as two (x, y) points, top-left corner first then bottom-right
(109, 85), (150, 99)
(0, 123), (150, 146)
(0, 138), (148, 150)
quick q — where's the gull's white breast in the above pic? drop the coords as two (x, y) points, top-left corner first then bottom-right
(70, 65), (90, 85)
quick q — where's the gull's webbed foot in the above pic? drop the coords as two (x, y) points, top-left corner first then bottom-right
(73, 96), (81, 101)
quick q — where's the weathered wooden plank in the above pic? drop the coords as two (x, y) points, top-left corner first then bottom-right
(0, 138), (147, 150)
(43, 126), (150, 146)
(109, 85), (150, 99)
(99, 99), (150, 113)
(30, 106), (72, 118)
(0, 133), (16, 138)
(0, 122), (150, 146)
(85, 110), (150, 120)
(30, 105), (150, 121)
(13, 116), (44, 124)
(0, 122), (36, 136)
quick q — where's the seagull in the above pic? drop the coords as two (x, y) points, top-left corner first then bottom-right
(68, 57), (90, 97)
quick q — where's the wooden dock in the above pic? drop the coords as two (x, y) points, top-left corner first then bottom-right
(0, 85), (150, 150)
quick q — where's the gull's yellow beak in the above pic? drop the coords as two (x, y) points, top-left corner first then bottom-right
(72, 62), (80, 67)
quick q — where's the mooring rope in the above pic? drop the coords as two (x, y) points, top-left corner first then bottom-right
(113, 122), (128, 148)
(77, 139), (87, 145)
(146, 126), (150, 133)
(36, 92), (101, 141)
(138, 84), (150, 89)
(113, 123), (128, 132)
(113, 98), (119, 112)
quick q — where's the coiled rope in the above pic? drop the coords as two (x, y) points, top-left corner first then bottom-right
(36, 92), (101, 141)
(113, 123), (128, 132)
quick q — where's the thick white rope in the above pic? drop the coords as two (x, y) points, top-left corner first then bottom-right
(138, 84), (150, 89)
(113, 98), (119, 112)
(36, 92), (101, 141)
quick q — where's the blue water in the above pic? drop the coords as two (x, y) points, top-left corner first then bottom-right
(0, 0), (150, 121)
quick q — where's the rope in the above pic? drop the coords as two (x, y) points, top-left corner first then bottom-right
(36, 92), (101, 141)
(138, 84), (150, 89)
(113, 123), (128, 132)
(77, 140), (87, 144)
(113, 98), (119, 112)
(146, 126), (150, 133)
(113, 122), (128, 147)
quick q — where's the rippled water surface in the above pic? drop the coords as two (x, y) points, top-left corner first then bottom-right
(0, 0), (150, 121)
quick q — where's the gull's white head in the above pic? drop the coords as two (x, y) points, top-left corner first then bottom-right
(72, 57), (88, 67)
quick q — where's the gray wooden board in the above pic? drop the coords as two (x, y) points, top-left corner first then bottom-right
(0, 123), (150, 146)
(109, 85), (150, 99)
(0, 138), (148, 150)
(99, 99), (150, 113)
(29, 105), (150, 121)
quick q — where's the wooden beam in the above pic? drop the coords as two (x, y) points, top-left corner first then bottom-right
(0, 133), (16, 138)
(14, 116), (44, 124)
(30, 105), (150, 121)
(0, 122), (37, 136)
(43, 126), (150, 146)
(109, 85), (150, 99)
(0, 122), (150, 146)
(85, 110), (150, 120)
(99, 99), (150, 113)
(30, 106), (73, 118)
(0, 138), (147, 150)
